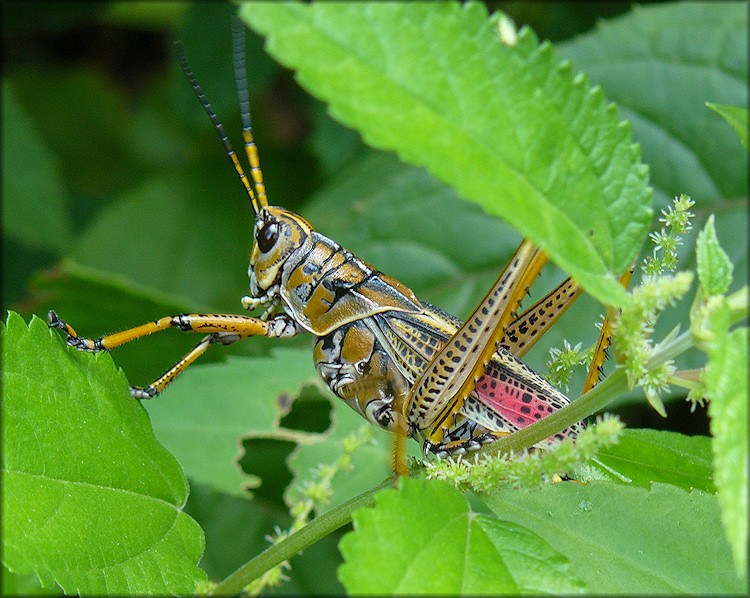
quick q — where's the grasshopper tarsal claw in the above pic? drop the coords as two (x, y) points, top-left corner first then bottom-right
(48, 310), (99, 351)
(130, 386), (158, 400)
(47, 309), (73, 337)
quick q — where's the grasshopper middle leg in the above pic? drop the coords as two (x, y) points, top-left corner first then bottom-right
(48, 310), (302, 398)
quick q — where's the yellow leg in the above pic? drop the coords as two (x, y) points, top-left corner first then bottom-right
(392, 413), (410, 479)
(581, 265), (635, 394)
(131, 333), (218, 398)
(48, 310), (301, 398)
(501, 276), (583, 358)
(406, 240), (548, 444)
(47, 310), (276, 351)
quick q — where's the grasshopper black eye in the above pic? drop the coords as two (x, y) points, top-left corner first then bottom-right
(257, 221), (279, 253)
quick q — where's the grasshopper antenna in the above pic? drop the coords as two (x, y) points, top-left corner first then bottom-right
(232, 14), (268, 208)
(175, 39), (262, 215)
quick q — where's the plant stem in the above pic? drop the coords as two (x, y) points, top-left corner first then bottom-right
(210, 476), (395, 595)
(211, 320), (719, 593)
(647, 328), (693, 367)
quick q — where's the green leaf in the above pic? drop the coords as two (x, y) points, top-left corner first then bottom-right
(558, 2), (748, 208)
(2, 563), (61, 597)
(483, 481), (745, 594)
(706, 102), (749, 151)
(306, 99), (367, 176)
(338, 478), (585, 594)
(303, 150), (523, 318)
(696, 214), (734, 296)
(585, 429), (715, 492)
(102, 2), (186, 28)
(556, 2), (747, 380)
(143, 348), (321, 498)
(2, 80), (72, 253)
(704, 327), (748, 577)
(241, 1), (653, 307)
(10, 66), (144, 198)
(70, 172), (254, 309)
(1, 312), (205, 595)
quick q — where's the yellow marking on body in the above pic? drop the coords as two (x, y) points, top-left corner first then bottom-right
(286, 246), (343, 293)
(380, 324), (427, 377)
(314, 294), (370, 332)
(299, 272), (421, 335)
(341, 325), (375, 364)
(338, 376), (387, 401)
(356, 282), (419, 312)
(313, 339), (327, 364)
(378, 273), (420, 305)
(267, 207), (314, 231)
(255, 255), (285, 290)
(306, 242), (336, 267)
(286, 265), (311, 294)
(332, 261), (368, 285)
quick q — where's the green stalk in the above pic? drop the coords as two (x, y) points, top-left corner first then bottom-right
(211, 476), (395, 595)
(211, 313), (727, 593)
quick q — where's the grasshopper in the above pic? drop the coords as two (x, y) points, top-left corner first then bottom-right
(48, 22), (624, 474)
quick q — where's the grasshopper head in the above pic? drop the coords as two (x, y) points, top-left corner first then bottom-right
(248, 206), (314, 298)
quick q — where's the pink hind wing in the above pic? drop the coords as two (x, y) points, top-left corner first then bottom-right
(473, 350), (582, 442)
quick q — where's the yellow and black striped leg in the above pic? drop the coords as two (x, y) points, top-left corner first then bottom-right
(581, 266), (635, 394)
(131, 332), (223, 399)
(500, 276), (583, 358)
(48, 310), (302, 398)
(47, 310), (292, 352)
(406, 240), (549, 446)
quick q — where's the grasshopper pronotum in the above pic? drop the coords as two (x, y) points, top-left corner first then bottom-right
(48, 21), (626, 475)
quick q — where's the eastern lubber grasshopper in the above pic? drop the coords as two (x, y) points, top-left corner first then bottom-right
(48, 20), (628, 475)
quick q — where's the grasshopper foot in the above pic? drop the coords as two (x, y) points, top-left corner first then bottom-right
(48, 310), (102, 352)
(130, 385), (158, 400)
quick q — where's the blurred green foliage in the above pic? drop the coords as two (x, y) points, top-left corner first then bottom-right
(2, 2), (746, 593)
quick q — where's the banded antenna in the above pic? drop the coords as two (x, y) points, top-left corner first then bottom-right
(232, 14), (268, 208)
(175, 37), (263, 215)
